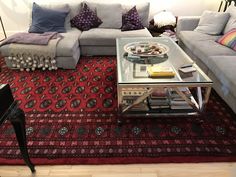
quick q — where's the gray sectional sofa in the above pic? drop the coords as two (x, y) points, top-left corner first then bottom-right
(0, 1), (152, 69)
(177, 6), (236, 113)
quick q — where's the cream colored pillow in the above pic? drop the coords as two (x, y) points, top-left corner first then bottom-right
(154, 11), (176, 27)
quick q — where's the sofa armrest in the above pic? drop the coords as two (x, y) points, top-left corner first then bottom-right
(176, 16), (200, 38)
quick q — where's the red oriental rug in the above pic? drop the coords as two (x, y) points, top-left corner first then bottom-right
(0, 56), (236, 165)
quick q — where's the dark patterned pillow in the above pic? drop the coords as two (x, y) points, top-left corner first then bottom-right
(70, 3), (102, 31)
(121, 6), (144, 31)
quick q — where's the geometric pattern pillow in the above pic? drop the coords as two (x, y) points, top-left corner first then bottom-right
(70, 3), (102, 31)
(217, 28), (236, 51)
(121, 6), (144, 31)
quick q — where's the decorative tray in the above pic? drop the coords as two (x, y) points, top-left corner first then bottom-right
(124, 41), (169, 57)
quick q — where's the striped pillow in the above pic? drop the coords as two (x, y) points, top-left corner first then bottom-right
(217, 28), (236, 51)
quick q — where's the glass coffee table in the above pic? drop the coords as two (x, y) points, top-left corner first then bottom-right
(116, 37), (213, 123)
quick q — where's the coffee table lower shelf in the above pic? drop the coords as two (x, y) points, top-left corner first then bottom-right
(117, 85), (212, 124)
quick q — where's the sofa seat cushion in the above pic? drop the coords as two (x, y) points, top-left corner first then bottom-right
(179, 31), (220, 50)
(56, 28), (81, 57)
(192, 40), (236, 64)
(208, 56), (236, 98)
(79, 28), (152, 46)
(179, 31), (236, 66)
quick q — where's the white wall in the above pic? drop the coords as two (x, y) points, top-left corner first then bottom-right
(0, 0), (221, 35)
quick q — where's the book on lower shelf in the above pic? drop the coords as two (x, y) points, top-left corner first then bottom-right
(129, 102), (149, 111)
(147, 65), (175, 77)
(122, 95), (149, 111)
(121, 87), (195, 112)
(148, 88), (170, 109)
(168, 88), (194, 110)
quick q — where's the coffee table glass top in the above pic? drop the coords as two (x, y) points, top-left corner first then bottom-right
(116, 37), (212, 85)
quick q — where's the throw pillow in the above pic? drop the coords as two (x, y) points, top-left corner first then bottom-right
(223, 5), (236, 34)
(85, 2), (122, 29)
(28, 2), (69, 33)
(216, 28), (236, 51)
(153, 11), (176, 28)
(122, 2), (150, 27)
(194, 11), (230, 35)
(70, 3), (102, 31)
(29, 3), (71, 31)
(121, 6), (144, 31)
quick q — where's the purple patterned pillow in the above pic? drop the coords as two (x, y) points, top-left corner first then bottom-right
(121, 6), (144, 31)
(70, 3), (102, 31)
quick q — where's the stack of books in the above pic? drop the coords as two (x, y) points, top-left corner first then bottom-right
(148, 89), (170, 109)
(122, 88), (149, 111)
(168, 88), (193, 110)
(147, 65), (175, 77)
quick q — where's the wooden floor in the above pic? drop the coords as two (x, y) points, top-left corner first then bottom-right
(0, 163), (236, 177)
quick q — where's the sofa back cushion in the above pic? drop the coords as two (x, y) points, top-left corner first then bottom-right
(85, 2), (122, 29)
(29, 2), (69, 33)
(122, 2), (150, 27)
(194, 11), (230, 35)
(224, 5), (236, 34)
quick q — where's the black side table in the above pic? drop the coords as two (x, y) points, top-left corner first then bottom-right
(0, 84), (35, 173)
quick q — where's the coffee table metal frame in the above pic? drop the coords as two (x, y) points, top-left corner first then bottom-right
(116, 37), (213, 122)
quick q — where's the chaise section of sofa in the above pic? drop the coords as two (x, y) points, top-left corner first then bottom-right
(0, 28), (82, 70)
(55, 28), (81, 69)
(177, 11), (236, 113)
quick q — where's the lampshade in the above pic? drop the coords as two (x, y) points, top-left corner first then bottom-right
(153, 11), (176, 28)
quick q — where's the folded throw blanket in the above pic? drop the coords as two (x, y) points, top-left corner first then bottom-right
(1, 32), (63, 71)
(0, 32), (61, 46)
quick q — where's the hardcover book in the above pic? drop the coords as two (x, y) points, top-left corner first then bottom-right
(147, 65), (175, 77)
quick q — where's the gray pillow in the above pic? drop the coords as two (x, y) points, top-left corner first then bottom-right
(29, 2), (69, 33)
(85, 2), (122, 29)
(122, 2), (150, 27)
(194, 11), (230, 35)
(223, 5), (236, 34)
(29, 2), (72, 31)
